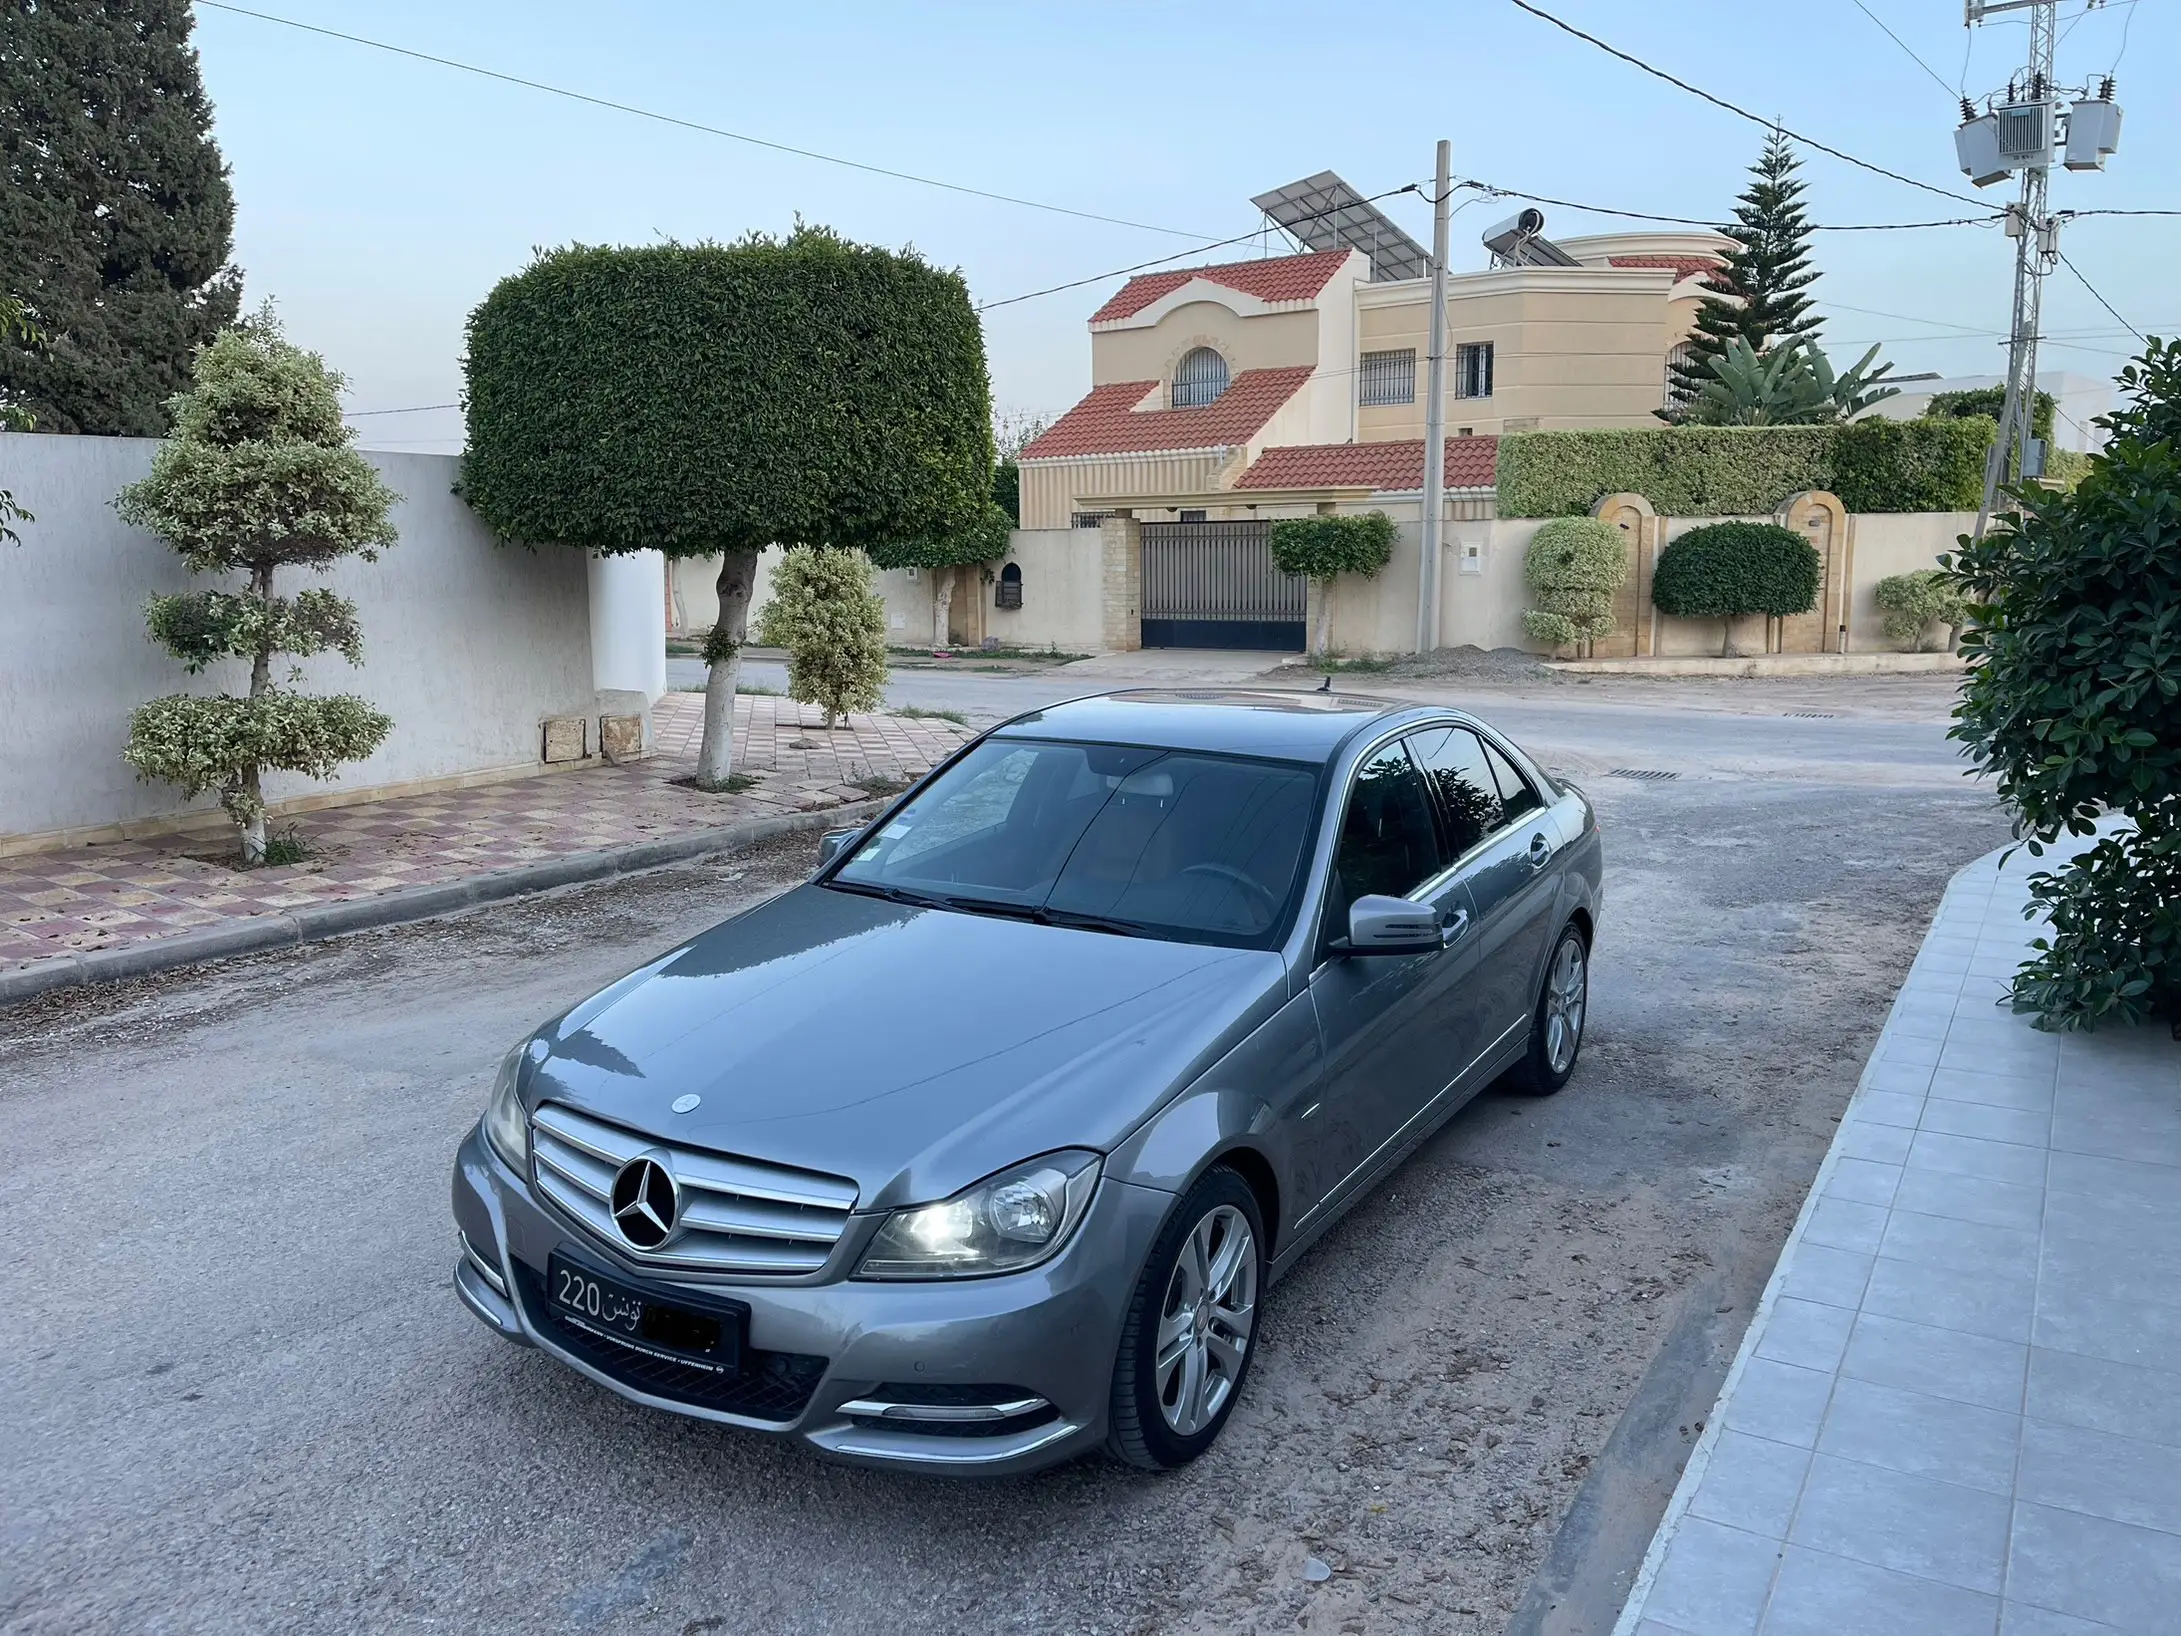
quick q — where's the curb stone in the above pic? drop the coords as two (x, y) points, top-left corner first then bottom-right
(0, 800), (882, 1011)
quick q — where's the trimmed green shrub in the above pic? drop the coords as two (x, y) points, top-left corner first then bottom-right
(1521, 516), (1629, 655)
(462, 228), (993, 783)
(1950, 337), (2181, 1032)
(1830, 415), (1988, 512)
(114, 310), (397, 864)
(1873, 569), (1973, 651)
(1270, 512), (1398, 655)
(1496, 420), (1988, 518)
(1650, 520), (1822, 656)
(1925, 385), (2054, 444)
(758, 547), (888, 729)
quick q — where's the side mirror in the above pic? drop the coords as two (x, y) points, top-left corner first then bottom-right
(1343, 894), (1441, 957)
(817, 828), (857, 866)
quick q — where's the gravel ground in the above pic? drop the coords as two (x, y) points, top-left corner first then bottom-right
(1, 766), (2012, 1636)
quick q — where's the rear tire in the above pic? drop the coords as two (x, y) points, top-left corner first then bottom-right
(1106, 1167), (1265, 1470)
(1513, 922), (1589, 1096)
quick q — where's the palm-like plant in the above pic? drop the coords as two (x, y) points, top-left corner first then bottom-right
(1689, 338), (1899, 426)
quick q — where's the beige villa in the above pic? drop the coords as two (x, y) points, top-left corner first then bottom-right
(1016, 224), (1730, 530)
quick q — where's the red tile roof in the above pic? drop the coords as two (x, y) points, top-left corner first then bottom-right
(1019, 367), (1316, 460)
(1090, 250), (1357, 325)
(1607, 254), (1724, 286)
(1232, 437), (1499, 493)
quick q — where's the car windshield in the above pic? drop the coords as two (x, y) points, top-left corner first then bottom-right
(828, 738), (1321, 948)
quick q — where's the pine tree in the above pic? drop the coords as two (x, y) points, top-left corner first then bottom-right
(0, 0), (243, 435)
(1667, 130), (1821, 416)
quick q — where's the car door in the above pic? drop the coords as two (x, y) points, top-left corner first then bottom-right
(1295, 738), (1479, 1226)
(1461, 732), (1565, 1049)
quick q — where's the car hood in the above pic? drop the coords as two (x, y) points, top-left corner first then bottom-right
(524, 884), (1287, 1206)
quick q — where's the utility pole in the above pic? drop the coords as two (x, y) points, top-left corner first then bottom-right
(1958, 0), (2121, 535)
(1417, 139), (1451, 654)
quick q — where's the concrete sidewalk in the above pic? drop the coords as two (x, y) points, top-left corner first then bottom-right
(1616, 839), (2181, 1635)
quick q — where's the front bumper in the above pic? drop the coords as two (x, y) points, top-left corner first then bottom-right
(450, 1125), (1170, 1475)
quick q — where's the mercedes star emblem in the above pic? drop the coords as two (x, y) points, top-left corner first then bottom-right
(671, 1093), (702, 1114)
(609, 1155), (680, 1250)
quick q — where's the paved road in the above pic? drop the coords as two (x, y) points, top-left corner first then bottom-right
(3, 683), (2012, 1635)
(672, 654), (1972, 788)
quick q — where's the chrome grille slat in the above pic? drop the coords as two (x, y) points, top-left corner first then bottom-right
(529, 1102), (858, 1276)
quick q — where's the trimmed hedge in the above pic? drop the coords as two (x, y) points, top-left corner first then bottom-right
(1521, 516), (1628, 654)
(1830, 416), (1991, 512)
(1496, 418), (1991, 517)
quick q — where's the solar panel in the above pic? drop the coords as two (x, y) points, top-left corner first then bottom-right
(1250, 172), (1430, 284)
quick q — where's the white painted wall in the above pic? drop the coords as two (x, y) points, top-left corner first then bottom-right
(0, 435), (596, 845)
(985, 530), (1107, 654)
(668, 548), (931, 646)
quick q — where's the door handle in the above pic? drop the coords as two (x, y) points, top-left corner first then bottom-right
(1439, 907), (1471, 946)
(1527, 832), (1551, 868)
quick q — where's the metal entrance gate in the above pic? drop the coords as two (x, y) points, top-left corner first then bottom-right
(1139, 520), (1307, 651)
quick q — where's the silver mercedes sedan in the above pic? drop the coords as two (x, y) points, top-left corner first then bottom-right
(452, 689), (1603, 1475)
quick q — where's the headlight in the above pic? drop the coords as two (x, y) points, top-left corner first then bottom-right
(481, 1043), (531, 1171)
(855, 1151), (1102, 1280)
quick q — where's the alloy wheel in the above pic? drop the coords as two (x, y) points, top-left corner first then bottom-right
(1544, 936), (1587, 1075)
(1154, 1204), (1257, 1437)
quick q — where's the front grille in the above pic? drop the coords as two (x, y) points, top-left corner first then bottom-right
(529, 1102), (858, 1276)
(513, 1262), (827, 1422)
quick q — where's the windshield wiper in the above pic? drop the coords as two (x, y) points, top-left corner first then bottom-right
(828, 880), (1146, 938)
(824, 879), (958, 912)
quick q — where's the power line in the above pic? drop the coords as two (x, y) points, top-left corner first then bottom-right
(344, 401), (458, 416)
(194, 1), (1211, 240)
(2057, 250), (2144, 339)
(1846, 0), (1959, 98)
(1505, 0), (1988, 207)
(1461, 177), (1995, 231)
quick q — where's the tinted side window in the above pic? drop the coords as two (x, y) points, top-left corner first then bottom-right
(1482, 739), (1544, 822)
(1331, 744), (1441, 910)
(1406, 726), (1506, 857)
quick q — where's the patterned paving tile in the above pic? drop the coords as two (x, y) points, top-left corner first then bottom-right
(0, 693), (965, 974)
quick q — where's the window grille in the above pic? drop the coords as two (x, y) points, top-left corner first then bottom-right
(1173, 348), (1229, 408)
(1454, 342), (1494, 400)
(1358, 348), (1416, 406)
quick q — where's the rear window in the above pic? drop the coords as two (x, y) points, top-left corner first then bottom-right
(832, 738), (1321, 947)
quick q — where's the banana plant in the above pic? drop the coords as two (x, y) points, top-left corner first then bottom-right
(1690, 338), (1901, 426)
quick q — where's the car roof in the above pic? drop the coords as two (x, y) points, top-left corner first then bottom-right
(988, 688), (1431, 764)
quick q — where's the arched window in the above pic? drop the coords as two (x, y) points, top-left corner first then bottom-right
(1173, 347), (1229, 408)
(996, 561), (1023, 609)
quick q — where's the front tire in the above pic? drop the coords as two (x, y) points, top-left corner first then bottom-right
(1106, 1168), (1264, 1470)
(1513, 922), (1589, 1095)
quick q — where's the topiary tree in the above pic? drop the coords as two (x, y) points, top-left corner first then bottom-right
(114, 309), (398, 864)
(868, 502), (1011, 654)
(1874, 569), (1973, 652)
(462, 229), (994, 790)
(1269, 512), (1398, 657)
(1650, 520), (1822, 657)
(1, 0), (243, 435)
(1949, 337), (2181, 1033)
(757, 547), (888, 728)
(1521, 516), (1629, 657)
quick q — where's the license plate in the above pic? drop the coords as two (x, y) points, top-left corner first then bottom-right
(546, 1253), (743, 1374)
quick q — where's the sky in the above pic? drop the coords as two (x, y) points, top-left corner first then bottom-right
(185, 0), (2179, 455)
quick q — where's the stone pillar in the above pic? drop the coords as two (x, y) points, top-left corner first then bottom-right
(1774, 491), (1849, 654)
(1098, 513), (1142, 652)
(1589, 492), (1657, 660)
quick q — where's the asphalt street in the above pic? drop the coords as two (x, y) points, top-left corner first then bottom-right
(2, 667), (2010, 1636)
